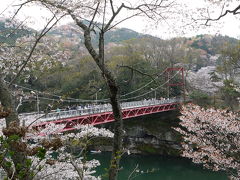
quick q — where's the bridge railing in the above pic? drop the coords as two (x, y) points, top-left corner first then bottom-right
(20, 97), (182, 124)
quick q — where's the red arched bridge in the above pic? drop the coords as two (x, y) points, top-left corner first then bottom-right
(21, 98), (182, 133)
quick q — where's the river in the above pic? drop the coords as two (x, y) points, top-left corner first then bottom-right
(89, 152), (227, 180)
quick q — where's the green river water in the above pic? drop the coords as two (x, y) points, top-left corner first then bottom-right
(89, 152), (228, 180)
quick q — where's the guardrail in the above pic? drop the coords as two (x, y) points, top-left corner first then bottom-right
(20, 97), (182, 124)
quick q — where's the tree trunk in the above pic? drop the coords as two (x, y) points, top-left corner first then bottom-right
(0, 77), (19, 126)
(82, 29), (123, 180)
(108, 81), (123, 180)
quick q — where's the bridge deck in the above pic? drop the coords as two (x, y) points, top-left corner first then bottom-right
(26, 98), (181, 132)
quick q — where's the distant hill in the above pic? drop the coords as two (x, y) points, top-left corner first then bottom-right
(1, 18), (238, 55)
(49, 23), (152, 46)
(47, 23), (240, 71)
(0, 19), (32, 45)
(49, 23), (238, 55)
(189, 34), (238, 55)
(0, 19), (239, 62)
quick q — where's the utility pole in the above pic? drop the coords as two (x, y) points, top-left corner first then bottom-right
(31, 91), (40, 114)
(151, 88), (156, 99)
(37, 93), (39, 114)
(182, 68), (186, 103)
(95, 88), (102, 103)
(167, 71), (170, 98)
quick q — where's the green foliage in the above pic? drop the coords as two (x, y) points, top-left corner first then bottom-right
(16, 163), (22, 170)
(8, 134), (20, 141)
(0, 123), (60, 180)
(25, 159), (32, 168)
(101, 168), (109, 180)
(36, 147), (47, 160)
(222, 80), (239, 96)
(105, 28), (143, 44)
(14, 31), (240, 112)
(191, 37), (211, 54)
(17, 169), (26, 179)
(7, 151), (14, 157)
(189, 90), (211, 107)
(220, 80), (240, 110)
(137, 144), (158, 154)
(5, 161), (12, 168)
(216, 41), (240, 80)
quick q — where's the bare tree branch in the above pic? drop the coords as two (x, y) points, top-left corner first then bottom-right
(11, 0), (32, 21)
(89, 2), (100, 28)
(205, 4), (240, 25)
(103, 3), (124, 32)
(0, 0), (17, 16)
(102, 0), (107, 31)
(107, 11), (142, 31)
(107, 0), (176, 32)
(109, 0), (115, 14)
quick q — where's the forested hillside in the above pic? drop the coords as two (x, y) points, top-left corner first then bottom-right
(1, 19), (239, 111)
(50, 22), (147, 45)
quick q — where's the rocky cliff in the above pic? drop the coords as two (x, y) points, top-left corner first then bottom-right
(93, 111), (182, 156)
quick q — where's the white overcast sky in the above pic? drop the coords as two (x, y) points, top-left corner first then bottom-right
(0, 0), (240, 39)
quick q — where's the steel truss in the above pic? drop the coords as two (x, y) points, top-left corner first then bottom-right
(34, 102), (180, 133)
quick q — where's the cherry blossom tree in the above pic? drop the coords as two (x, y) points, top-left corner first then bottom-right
(0, 117), (113, 180)
(0, 15), (83, 180)
(174, 104), (240, 180)
(0, 14), (65, 126)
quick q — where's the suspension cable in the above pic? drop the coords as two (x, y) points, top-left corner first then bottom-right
(9, 68), (180, 103)
(120, 70), (181, 101)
